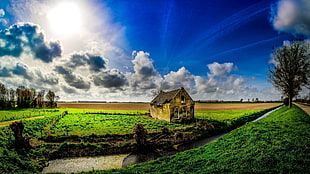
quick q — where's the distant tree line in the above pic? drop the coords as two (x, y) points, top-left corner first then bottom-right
(0, 82), (58, 109)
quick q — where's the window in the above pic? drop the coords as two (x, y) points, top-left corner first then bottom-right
(174, 107), (179, 118)
(190, 107), (194, 117)
(181, 95), (186, 104)
(182, 107), (187, 117)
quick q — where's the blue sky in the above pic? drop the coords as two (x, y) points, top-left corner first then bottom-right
(112, 0), (297, 80)
(0, 0), (309, 101)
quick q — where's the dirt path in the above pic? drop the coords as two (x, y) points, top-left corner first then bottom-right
(294, 103), (310, 116)
(0, 116), (45, 127)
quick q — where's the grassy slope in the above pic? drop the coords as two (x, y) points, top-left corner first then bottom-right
(90, 105), (310, 174)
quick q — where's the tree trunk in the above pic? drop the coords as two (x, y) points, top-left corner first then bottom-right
(9, 121), (32, 149)
(288, 95), (292, 108)
(133, 123), (149, 153)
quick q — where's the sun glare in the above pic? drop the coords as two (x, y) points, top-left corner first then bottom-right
(47, 2), (83, 35)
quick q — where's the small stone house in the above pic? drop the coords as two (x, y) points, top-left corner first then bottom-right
(150, 87), (195, 123)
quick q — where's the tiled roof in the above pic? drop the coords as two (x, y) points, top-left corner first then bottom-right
(150, 88), (182, 105)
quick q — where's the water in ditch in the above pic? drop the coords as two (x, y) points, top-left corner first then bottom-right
(42, 154), (128, 173)
(252, 106), (282, 122)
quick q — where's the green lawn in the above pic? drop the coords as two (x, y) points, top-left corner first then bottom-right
(1, 107), (262, 137)
(0, 109), (64, 122)
(50, 113), (185, 136)
(0, 108), (147, 123)
(49, 109), (265, 136)
(195, 109), (263, 120)
(90, 105), (310, 173)
(0, 107), (262, 122)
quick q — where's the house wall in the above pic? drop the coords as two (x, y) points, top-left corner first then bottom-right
(170, 89), (195, 122)
(150, 103), (171, 122)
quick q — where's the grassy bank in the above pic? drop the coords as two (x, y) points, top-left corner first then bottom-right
(91, 105), (310, 173)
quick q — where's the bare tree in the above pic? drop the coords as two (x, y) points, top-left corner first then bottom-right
(46, 90), (56, 108)
(0, 82), (7, 108)
(0, 83), (59, 108)
(8, 88), (15, 108)
(36, 90), (45, 108)
(28, 88), (36, 108)
(269, 41), (310, 108)
(16, 86), (25, 108)
(16, 86), (36, 108)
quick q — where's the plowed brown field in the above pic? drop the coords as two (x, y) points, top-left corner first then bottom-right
(57, 103), (282, 111)
(195, 103), (281, 110)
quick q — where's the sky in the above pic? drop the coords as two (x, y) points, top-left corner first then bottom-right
(0, 0), (309, 102)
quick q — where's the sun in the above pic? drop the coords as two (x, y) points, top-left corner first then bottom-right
(47, 2), (83, 36)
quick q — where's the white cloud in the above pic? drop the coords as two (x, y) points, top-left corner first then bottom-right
(61, 84), (77, 94)
(0, 23), (62, 62)
(194, 76), (218, 94)
(0, 9), (4, 17)
(130, 51), (162, 90)
(162, 67), (195, 92)
(192, 62), (265, 101)
(207, 62), (236, 76)
(271, 0), (310, 36)
(65, 51), (107, 72)
(54, 66), (90, 90)
(0, 9), (7, 26)
(92, 69), (128, 89)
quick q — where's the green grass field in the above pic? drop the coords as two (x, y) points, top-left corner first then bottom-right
(0, 107), (262, 137)
(90, 105), (310, 173)
(0, 109), (63, 122)
(0, 108), (148, 123)
(50, 113), (185, 136)
(195, 109), (263, 120)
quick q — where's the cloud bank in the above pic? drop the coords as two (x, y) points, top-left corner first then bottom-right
(271, 0), (310, 37)
(0, 20), (282, 102)
(0, 23), (62, 62)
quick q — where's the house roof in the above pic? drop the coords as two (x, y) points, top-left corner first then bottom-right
(150, 87), (185, 105)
